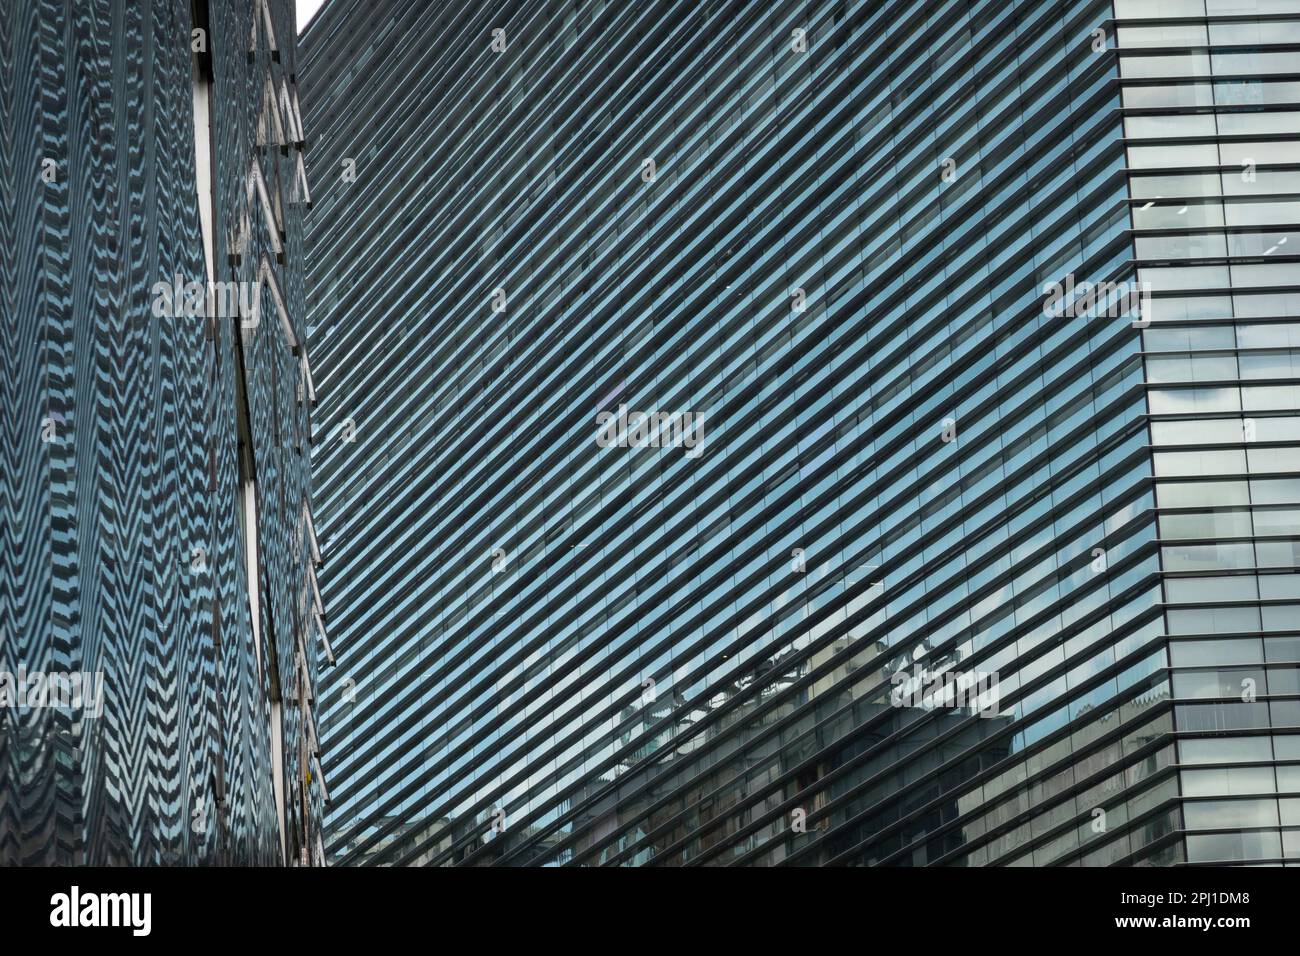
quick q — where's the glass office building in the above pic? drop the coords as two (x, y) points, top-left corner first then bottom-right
(0, 0), (325, 864)
(303, 0), (1300, 865)
(1116, 0), (1300, 865)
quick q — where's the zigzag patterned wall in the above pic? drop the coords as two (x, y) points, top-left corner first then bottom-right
(0, 0), (322, 865)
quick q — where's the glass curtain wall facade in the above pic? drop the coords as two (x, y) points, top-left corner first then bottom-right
(1117, 0), (1300, 865)
(0, 0), (325, 864)
(303, 0), (1295, 865)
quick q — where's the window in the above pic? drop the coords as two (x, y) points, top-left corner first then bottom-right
(1171, 637), (1263, 666)
(1181, 765), (1276, 796)
(1136, 200), (1226, 231)
(1121, 53), (1211, 79)
(1148, 386), (1240, 414)
(1167, 605), (1262, 634)
(1145, 323), (1235, 350)
(1165, 574), (1258, 602)
(1173, 666), (1267, 698)
(1180, 735), (1273, 764)
(1124, 82), (1213, 108)
(1162, 542), (1255, 572)
(1159, 510), (1253, 538)
(1115, 0), (1205, 16)
(1151, 417), (1243, 443)
(1136, 232), (1228, 259)
(1119, 24), (1208, 47)
(1126, 113), (1217, 139)
(1156, 479), (1249, 508)
(1184, 797), (1279, 829)
(1128, 143), (1220, 169)
(1186, 829), (1281, 862)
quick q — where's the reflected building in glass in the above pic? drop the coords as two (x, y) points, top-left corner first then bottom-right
(0, 0), (326, 864)
(303, 0), (1299, 865)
